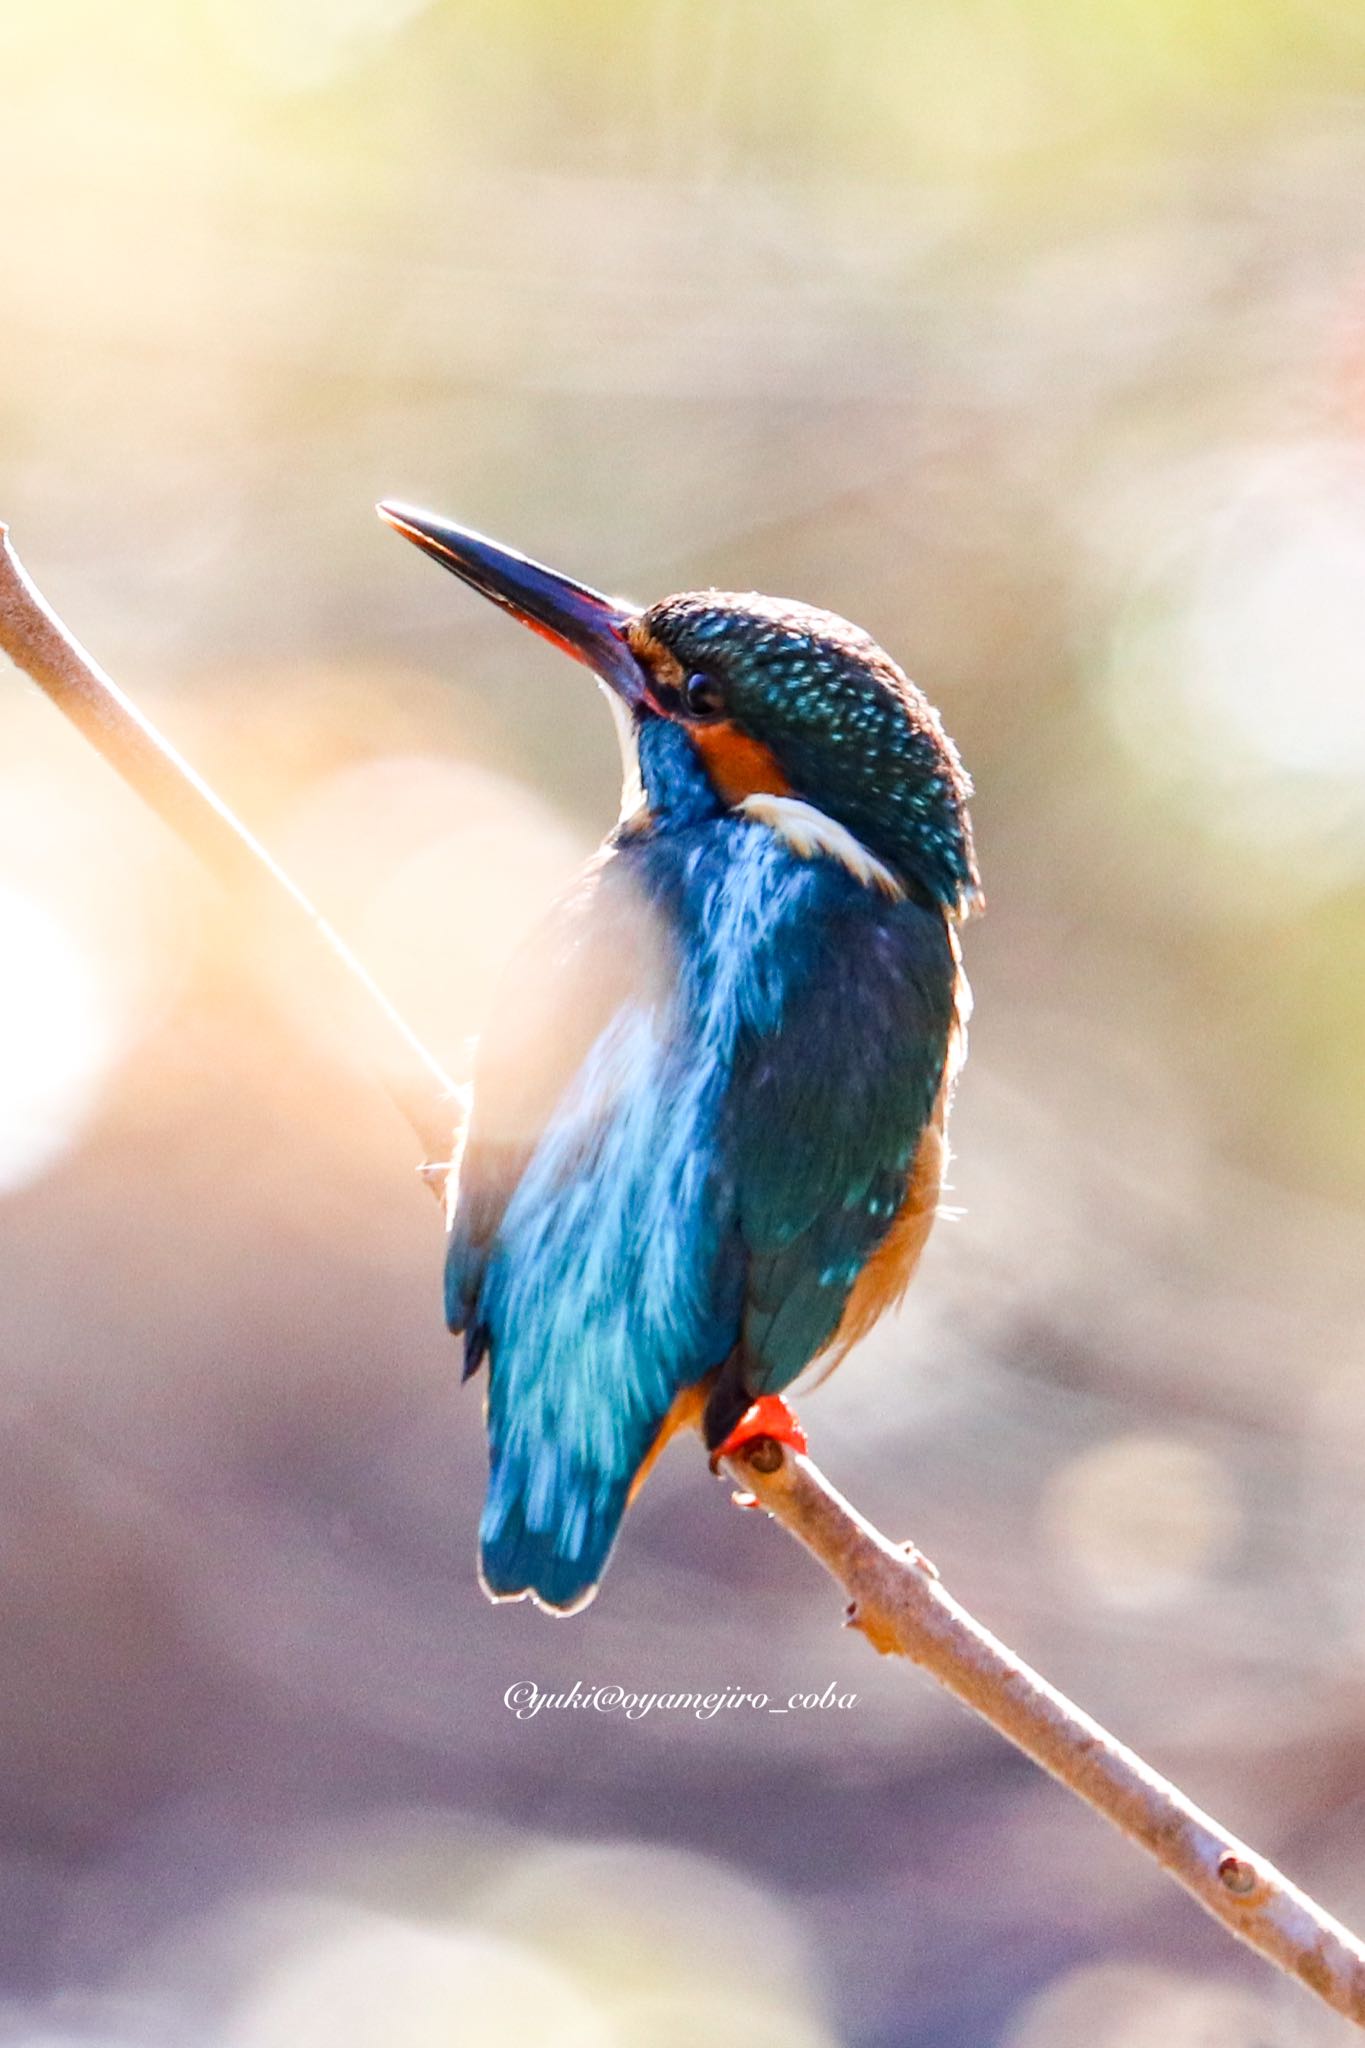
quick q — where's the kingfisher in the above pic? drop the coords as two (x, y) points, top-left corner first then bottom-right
(379, 503), (978, 1614)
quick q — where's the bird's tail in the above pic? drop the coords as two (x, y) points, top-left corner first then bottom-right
(478, 1436), (636, 1614)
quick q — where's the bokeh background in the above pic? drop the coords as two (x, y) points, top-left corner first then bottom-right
(3, 1), (1365, 2043)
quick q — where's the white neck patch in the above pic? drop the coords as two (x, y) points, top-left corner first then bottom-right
(737, 793), (904, 900)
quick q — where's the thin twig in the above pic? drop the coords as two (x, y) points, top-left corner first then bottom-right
(2, 521), (1362, 2027)
(0, 524), (456, 1165)
(722, 1441), (1365, 2026)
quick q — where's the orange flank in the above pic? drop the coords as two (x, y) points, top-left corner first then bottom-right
(824, 1076), (950, 1367)
(627, 1382), (708, 1504)
(824, 959), (969, 1370)
(690, 721), (793, 805)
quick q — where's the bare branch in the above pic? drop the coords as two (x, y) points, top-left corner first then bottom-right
(0, 524), (457, 1165)
(723, 1439), (1365, 2026)
(4, 521), (1362, 2026)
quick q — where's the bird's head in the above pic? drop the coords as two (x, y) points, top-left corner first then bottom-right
(379, 503), (978, 914)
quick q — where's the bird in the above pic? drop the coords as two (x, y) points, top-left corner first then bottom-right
(379, 502), (979, 1614)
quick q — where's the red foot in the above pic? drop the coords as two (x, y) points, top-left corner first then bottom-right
(709, 1394), (808, 1473)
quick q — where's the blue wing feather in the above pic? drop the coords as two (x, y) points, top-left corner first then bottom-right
(444, 847), (675, 1352)
(730, 892), (956, 1392)
(451, 824), (746, 1609)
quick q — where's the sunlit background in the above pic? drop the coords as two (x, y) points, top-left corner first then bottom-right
(3, 2), (1365, 2043)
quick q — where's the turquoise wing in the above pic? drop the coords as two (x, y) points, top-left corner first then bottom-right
(727, 889), (959, 1409)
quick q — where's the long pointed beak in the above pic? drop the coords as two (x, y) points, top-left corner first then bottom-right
(377, 501), (646, 706)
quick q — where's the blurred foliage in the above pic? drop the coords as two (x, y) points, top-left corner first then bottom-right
(2, 2), (1365, 2044)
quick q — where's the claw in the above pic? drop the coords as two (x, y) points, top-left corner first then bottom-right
(708, 1394), (808, 1474)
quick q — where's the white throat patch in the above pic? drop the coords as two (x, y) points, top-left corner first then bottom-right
(603, 686), (648, 826)
(737, 793), (904, 900)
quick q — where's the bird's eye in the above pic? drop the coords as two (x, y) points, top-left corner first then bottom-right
(683, 671), (726, 721)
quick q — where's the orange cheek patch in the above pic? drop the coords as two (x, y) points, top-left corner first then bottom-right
(692, 722), (792, 804)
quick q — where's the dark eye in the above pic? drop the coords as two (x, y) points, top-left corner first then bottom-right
(683, 671), (726, 721)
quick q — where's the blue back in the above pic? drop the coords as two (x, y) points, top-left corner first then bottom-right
(448, 725), (957, 1609)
